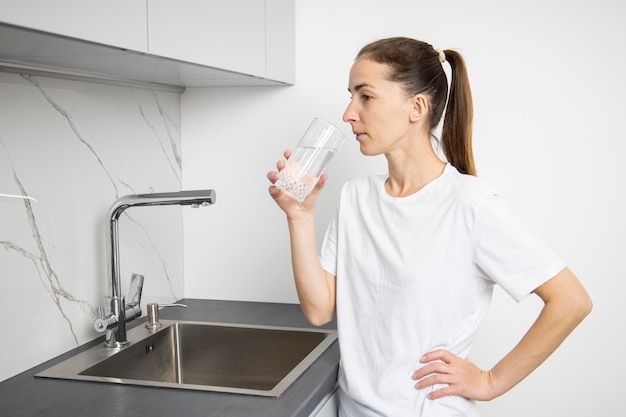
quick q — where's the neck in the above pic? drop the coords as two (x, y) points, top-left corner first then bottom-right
(384, 134), (446, 197)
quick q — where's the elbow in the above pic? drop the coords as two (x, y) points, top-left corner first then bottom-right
(540, 268), (593, 324)
(577, 292), (593, 321)
(565, 286), (593, 326)
(303, 309), (335, 327)
(300, 298), (336, 327)
(572, 277), (593, 322)
(308, 318), (332, 327)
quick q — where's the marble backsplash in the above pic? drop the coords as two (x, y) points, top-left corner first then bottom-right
(0, 72), (186, 381)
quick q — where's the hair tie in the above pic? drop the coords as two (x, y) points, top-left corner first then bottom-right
(436, 49), (446, 63)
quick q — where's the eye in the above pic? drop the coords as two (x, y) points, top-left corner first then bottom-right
(361, 94), (372, 103)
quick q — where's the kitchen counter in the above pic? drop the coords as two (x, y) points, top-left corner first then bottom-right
(0, 299), (339, 417)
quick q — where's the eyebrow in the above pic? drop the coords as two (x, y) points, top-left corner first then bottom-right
(348, 83), (372, 93)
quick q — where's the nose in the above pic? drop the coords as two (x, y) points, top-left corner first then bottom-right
(343, 99), (358, 124)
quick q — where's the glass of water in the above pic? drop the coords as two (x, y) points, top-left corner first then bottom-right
(275, 118), (345, 202)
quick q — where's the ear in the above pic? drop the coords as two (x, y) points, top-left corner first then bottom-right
(406, 94), (429, 123)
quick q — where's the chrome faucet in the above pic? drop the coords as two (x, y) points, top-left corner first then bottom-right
(94, 190), (217, 348)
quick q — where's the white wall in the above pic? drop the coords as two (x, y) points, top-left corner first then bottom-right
(182, 0), (625, 416)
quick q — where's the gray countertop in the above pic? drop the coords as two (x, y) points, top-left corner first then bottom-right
(0, 299), (339, 417)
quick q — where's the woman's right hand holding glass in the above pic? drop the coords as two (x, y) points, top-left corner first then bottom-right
(267, 150), (327, 220)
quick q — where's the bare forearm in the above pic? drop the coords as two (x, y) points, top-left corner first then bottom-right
(489, 268), (592, 398)
(287, 216), (336, 326)
(267, 160), (335, 325)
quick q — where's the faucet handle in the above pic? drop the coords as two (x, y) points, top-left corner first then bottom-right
(122, 273), (144, 324)
(97, 304), (106, 319)
(128, 273), (144, 307)
(94, 304), (117, 333)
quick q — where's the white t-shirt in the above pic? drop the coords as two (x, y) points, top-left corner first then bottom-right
(319, 164), (565, 417)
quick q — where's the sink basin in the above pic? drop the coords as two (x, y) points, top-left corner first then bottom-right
(36, 320), (337, 397)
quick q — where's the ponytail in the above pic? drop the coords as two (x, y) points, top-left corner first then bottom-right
(440, 50), (476, 176)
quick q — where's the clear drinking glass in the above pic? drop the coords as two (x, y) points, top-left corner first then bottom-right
(275, 118), (345, 202)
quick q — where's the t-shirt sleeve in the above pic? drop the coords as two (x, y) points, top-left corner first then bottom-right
(473, 193), (566, 302)
(319, 207), (339, 277)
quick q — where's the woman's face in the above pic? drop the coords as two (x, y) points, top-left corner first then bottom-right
(343, 58), (416, 156)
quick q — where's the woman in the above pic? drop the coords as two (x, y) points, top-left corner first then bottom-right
(267, 37), (592, 416)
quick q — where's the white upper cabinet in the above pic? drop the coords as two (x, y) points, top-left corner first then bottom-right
(147, 0), (294, 84)
(0, 0), (294, 87)
(0, 0), (147, 52)
(149, 0), (266, 78)
(265, 0), (295, 84)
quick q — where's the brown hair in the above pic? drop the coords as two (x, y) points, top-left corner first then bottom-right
(356, 37), (476, 176)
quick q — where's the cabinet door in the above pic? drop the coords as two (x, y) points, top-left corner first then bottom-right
(266, 0), (295, 84)
(148, 0), (266, 78)
(0, 0), (147, 52)
(310, 389), (339, 417)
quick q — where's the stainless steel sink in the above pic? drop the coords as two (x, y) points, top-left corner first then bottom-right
(36, 320), (337, 397)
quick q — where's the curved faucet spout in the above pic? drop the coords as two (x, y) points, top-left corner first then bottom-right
(107, 190), (216, 300)
(101, 189), (216, 348)
(109, 190), (217, 224)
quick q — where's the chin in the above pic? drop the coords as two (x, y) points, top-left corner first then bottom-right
(359, 144), (382, 157)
